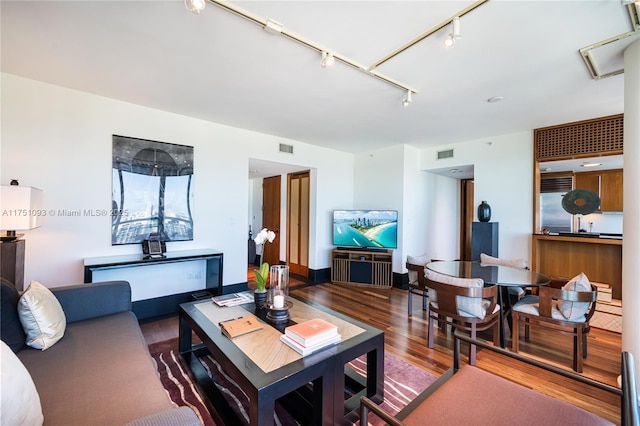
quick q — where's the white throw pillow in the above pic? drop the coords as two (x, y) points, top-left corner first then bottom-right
(480, 253), (528, 270)
(557, 273), (592, 321)
(18, 281), (66, 350)
(425, 269), (487, 318)
(0, 340), (44, 425)
(407, 254), (430, 284)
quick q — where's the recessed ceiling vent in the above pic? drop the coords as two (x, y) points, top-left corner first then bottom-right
(437, 149), (454, 160)
(579, 4), (640, 80)
(279, 143), (294, 154)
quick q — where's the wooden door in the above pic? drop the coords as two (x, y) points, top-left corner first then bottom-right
(287, 171), (310, 277)
(262, 175), (281, 267)
(460, 179), (474, 260)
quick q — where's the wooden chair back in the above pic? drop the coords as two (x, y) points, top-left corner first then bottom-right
(538, 284), (597, 323)
(406, 262), (427, 289)
(424, 278), (499, 321)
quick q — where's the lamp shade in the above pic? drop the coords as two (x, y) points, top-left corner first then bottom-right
(0, 185), (44, 231)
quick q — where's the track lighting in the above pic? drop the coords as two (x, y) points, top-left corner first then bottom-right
(321, 51), (335, 68)
(200, 0), (419, 103)
(443, 16), (462, 47)
(184, 0), (206, 14)
(402, 90), (413, 107)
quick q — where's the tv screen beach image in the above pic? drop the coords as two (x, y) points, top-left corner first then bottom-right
(333, 210), (398, 248)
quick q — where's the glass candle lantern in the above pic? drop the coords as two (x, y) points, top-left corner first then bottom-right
(266, 265), (290, 324)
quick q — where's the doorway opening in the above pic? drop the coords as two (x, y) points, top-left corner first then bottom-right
(460, 178), (474, 260)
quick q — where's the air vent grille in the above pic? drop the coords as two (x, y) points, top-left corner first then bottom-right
(279, 143), (294, 154)
(535, 114), (623, 161)
(540, 176), (573, 193)
(437, 149), (454, 160)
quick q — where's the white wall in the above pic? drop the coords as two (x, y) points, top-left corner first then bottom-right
(1, 73), (354, 287)
(423, 172), (461, 261)
(248, 178), (262, 240)
(354, 145), (405, 272)
(401, 145), (431, 268)
(421, 131), (533, 261)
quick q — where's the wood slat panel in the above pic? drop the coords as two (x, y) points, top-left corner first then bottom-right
(535, 114), (623, 161)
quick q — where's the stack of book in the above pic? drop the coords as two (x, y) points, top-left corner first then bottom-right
(280, 318), (341, 356)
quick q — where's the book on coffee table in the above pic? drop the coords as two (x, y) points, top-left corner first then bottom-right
(212, 292), (253, 307)
(280, 333), (341, 356)
(219, 316), (263, 339)
(284, 318), (339, 347)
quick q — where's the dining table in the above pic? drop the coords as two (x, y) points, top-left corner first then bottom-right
(425, 260), (550, 348)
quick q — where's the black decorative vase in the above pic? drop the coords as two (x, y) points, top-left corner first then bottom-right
(477, 201), (491, 222)
(254, 290), (267, 310)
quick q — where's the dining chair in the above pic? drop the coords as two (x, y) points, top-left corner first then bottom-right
(424, 269), (501, 365)
(479, 252), (530, 336)
(511, 273), (597, 372)
(480, 252), (529, 299)
(406, 254), (430, 316)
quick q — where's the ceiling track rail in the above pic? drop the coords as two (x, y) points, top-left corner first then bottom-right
(369, 0), (490, 71)
(207, 0), (418, 94)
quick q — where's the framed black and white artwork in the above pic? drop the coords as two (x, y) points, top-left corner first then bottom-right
(111, 135), (194, 245)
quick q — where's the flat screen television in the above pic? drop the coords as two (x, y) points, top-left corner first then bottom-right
(332, 210), (398, 249)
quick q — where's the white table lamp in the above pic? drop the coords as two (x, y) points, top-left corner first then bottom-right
(1, 181), (44, 241)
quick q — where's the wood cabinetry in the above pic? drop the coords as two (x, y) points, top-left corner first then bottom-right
(574, 169), (623, 212)
(600, 170), (623, 211)
(532, 235), (622, 299)
(331, 248), (392, 288)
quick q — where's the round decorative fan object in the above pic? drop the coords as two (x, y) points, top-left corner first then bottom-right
(562, 189), (600, 215)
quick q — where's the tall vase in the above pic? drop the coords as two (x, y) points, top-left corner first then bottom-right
(478, 201), (491, 222)
(266, 265), (290, 324)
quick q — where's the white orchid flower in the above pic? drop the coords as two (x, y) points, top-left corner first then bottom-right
(254, 228), (276, 245)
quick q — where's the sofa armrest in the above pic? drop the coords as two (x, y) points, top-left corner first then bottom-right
(52, 281), (132, 323)
(123, 407), (202, 426)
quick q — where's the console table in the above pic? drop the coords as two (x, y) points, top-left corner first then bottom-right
(84, 249), (223, 319)
(331, 248), (393, 288)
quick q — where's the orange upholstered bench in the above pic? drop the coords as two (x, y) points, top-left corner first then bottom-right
(361, 334), (636, 426)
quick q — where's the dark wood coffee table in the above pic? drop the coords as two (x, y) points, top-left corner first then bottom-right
(178, 294), (384, 426)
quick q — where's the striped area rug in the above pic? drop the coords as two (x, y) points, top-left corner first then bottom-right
(148, 338), (437, 426)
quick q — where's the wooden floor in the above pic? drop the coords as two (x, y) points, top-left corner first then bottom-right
(141, 269), (622, 424)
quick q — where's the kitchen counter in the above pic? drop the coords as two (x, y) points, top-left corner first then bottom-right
(532, 234), (622, 299)
(533, 233), (622, 245)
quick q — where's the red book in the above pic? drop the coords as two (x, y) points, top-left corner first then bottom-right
(285, 318), (339, 347)
(280, 333), (341, 356)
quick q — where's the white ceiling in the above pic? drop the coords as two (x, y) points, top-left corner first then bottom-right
(1, 0), (638, 162)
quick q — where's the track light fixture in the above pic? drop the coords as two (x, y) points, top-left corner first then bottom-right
(402, 89), (413, 107)
(443, 16), (462, 47)
(199, 0), (419, 103)
(321, 51), (335, 68)
(185, 0), (206, 14)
